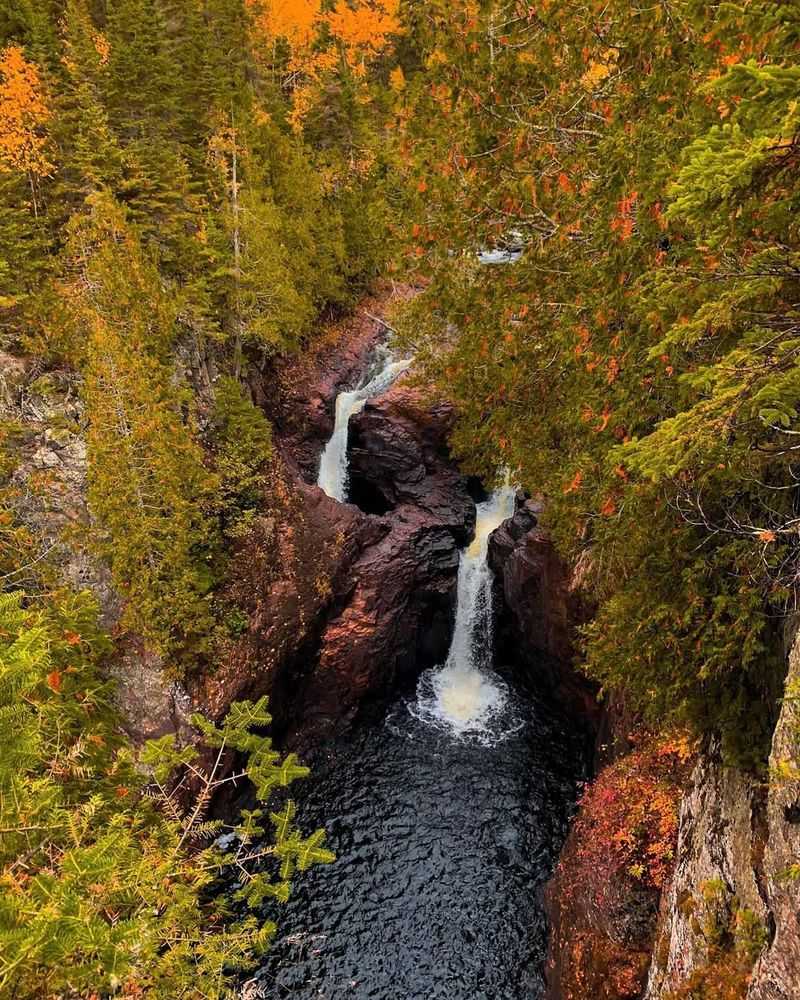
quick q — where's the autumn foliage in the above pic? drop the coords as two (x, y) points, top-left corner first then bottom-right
(247, 0), (402, 128)
(0, 45), (51, 177)
(574, 733), (696, 892)
(393, 0), (800, 762)
(547, 733), (697, 1000)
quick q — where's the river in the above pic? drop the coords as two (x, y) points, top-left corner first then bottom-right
(249, 683), (584, 999)
(241, 364), (586, 997)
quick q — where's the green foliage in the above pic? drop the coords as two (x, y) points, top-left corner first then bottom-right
(54, 193), (219, 658)
(394, 0), (800, 758)
(0, 590), (333, 998)
(210, 375), (273, 529)
(0, 0), (398, 662)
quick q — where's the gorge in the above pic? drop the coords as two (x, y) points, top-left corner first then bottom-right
(242, 323), (589, 998)
(3, 3), (800, 998)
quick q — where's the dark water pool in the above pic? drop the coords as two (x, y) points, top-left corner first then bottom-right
(246, 680), (586, 1000)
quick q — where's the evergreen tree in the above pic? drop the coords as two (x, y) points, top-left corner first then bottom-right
(58, 192), (219, 657)
(0, 588), (333, 998)
(394, 0), (800, 758)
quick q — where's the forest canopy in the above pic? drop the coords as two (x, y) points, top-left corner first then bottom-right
(1, 0), (799, 994)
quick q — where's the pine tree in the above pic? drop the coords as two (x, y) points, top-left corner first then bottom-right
(0, 588), (332, 998)
(57, 192), (219, 657)
(394, 0), (800, 757)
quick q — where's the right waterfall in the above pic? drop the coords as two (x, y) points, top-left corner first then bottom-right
(410, 478), (521, 741)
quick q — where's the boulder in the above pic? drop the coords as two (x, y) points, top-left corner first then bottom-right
(295, 504), (460, 736)
(348, 378), (475, 542)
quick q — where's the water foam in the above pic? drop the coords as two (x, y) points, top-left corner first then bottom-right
(409, 480), (522, 743)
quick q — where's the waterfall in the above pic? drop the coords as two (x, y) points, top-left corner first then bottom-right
(410, 480), (520, 742)
(317, 345), (412, 502)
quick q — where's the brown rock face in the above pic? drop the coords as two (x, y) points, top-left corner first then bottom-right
(489, 499), (571, 660)
(190, 466), (385, 741)
(488, 500), (599, 721)
(348, 378), (476, 541)
(295, 505), (460, 736)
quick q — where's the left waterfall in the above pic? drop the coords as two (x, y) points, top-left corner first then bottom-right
(317, 344), (412, 502)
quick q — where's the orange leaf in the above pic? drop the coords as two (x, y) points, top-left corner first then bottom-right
(600, 496), (617, 517)
(594, 407), (611, 432)
(47, 670), (61, 692)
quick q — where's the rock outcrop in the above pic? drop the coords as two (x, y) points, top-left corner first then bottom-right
(748, 628), (800, 999)
(294, 505), (461, 736)
(641, 631), (800, 1000)
(191, 470), (382, 741)
(348, 379), (475, 540)
(545, 624), (800, 1000)
(0, 360), (194, 744)
(487, 499), (598, 721)
(642, 747), (769, 998)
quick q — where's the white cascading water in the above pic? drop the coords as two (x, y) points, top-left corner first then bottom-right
(410, 480), (520, 742)
(317, 345), (412, 502)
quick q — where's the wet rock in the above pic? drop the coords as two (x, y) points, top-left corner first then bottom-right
(348, 379), (475, 542)
(296, 505), (460, 737)
(489, 498), (576, 664)
(488, 500), (598, 719)
(258, 282), (418, 479)
(198, 447), (464, 747)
